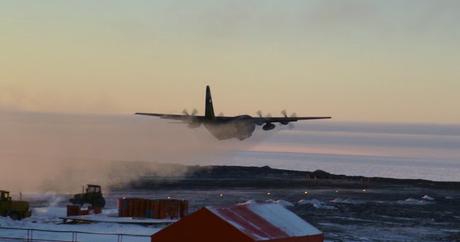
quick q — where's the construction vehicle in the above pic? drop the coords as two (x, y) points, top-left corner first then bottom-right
(0, 190), (31, 220)
(69, 184), (106, 208)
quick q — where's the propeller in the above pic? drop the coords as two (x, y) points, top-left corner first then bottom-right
(255, 110), (267, 125)
(191, 108), (198, 116)
(281, 109), (296, 118)
(182, 108), (198, 116)
(256, 110), (272, 117)
(281, 110), (297, 129)
(281, 110), (288, 118)
(183, 108), (201, 128)
(182, 109), (189, 116)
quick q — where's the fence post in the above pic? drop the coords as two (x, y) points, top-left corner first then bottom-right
(72, 231), (78, 242)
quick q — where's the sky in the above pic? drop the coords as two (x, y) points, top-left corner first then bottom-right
(1, 0), (459, 123)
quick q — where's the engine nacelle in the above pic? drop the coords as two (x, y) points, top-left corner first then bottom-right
(262, 123), (276, 131)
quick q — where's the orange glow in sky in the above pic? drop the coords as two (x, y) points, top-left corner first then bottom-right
(1, 1), (459, 123)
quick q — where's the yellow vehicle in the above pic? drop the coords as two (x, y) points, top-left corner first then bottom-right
(0, 190), (31, 220)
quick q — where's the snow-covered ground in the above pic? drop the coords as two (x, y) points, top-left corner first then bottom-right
(0, 206), (159, 242)
(2, 187), (458, 242)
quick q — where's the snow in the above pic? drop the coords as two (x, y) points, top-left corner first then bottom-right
(0, 206), (161, 242)
(266, 199), (294, 207)
(246, 202), (322, 237)
(208, 201), (322, 240)
(330, 198), (365, 205)
(421, 195), (435, 201)
(297, 199), (337, 210)
(397, 198), (434, 205)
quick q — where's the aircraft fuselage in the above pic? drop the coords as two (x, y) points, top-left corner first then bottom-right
(203, 115), (256, 140)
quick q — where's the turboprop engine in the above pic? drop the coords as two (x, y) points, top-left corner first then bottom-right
(262, 123), (276, 131)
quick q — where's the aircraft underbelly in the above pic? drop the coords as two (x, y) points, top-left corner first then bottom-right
(204, 121), (255, 140)
(204, 123), (238, 140)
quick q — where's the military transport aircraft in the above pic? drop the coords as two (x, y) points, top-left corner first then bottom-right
(136, 86), (331, 140)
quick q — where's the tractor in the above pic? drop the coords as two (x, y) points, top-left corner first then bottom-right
(69, 184), (106, 208)
(0, 190), (31, 220)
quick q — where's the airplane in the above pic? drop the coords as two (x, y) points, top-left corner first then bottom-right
(135, 86), (331, 140)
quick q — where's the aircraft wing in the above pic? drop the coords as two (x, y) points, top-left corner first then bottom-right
(135, 112), (331, 123)
(135, 112), (205, 121)
(252, 116), (331, 124)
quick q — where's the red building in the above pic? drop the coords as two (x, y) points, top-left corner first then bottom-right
(151, 201), (323, 242)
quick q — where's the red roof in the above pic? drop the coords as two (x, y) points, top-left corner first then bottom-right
(207, 201), (322, 241)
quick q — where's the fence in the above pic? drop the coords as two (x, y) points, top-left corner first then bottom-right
(0, 226), (151, 242)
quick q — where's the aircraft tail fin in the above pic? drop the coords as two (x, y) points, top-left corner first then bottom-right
(205, 85), (215, 120)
